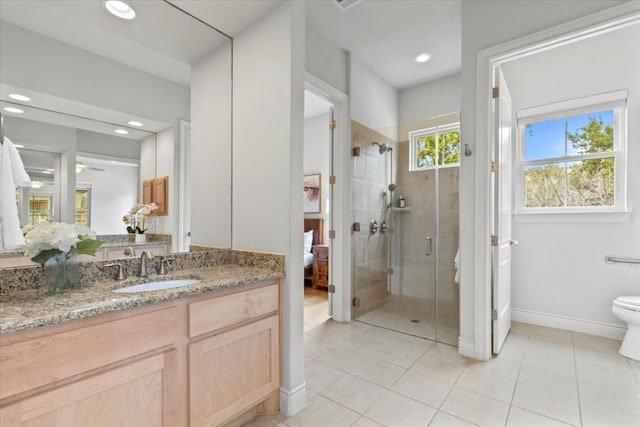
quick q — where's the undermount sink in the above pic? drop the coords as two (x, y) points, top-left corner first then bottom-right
(112, 279), (200, 293)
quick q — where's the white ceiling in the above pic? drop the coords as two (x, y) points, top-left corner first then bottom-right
(306, 0), (461, 89)
(176, 0), (462, 90)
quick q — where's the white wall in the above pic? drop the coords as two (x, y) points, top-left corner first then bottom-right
(303, 112), (331, 243)
(399, 74), (461, 125)
(350, 56), (399, 140)
(190, 43), (233, 248)
(0, 22), (189, 125)
(78, 165), (138, 235)
(76, 130), (140, 160)
(460, 0), (628, 357)
(305, 24), (348, 94)
(232, 0), (306, 415)
(154, 128), (175, 239)
(501, 23), (640, 335)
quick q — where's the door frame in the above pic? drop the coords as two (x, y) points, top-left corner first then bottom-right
(472, 3), (640, 360)
(304, 72), (351, 322)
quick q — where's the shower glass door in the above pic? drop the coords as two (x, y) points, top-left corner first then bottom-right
(351, 113), (460, 346)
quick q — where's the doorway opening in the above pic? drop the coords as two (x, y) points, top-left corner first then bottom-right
(302, 89), (334, 331)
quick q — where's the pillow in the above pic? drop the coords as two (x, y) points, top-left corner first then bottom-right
(304, 230), (314, 253)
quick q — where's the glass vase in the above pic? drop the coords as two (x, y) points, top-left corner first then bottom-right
(45, 252), (80, 294)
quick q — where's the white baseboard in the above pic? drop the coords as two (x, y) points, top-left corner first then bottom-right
(512, 308), (626, 340)
(279, 383), (307, 417)
(458, 337), (476, 358)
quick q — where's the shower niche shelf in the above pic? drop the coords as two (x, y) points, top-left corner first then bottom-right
(391, 207), (412, 212)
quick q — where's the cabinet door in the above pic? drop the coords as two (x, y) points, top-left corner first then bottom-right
(142, 179), (153, 206)
(0, 351), (177, 427)
(189, 315), (279, 426)
(153, 176), (168, 215)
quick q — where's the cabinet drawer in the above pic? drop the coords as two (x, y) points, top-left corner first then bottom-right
(0, 307), (177, 400)
(189, 283), (278, 338)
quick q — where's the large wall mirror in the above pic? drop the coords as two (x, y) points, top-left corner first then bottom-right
(0, 0), (232, 266)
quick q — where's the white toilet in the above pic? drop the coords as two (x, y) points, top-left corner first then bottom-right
(612, 296), (640, 361)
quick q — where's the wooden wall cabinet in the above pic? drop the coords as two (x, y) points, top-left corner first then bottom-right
(0, 280), (280, 427)
(142, 176), (168, 215)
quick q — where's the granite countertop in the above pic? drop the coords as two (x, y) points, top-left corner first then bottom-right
(0, 264), (283, 335)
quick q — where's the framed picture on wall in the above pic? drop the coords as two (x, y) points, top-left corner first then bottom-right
(304, 173), (321, 213)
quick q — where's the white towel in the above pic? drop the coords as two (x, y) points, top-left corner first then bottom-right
(454, 248), (460, 284)
(1, 137), (32, 250)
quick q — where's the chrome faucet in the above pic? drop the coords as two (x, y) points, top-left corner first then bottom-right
(138, 250), (153, 278)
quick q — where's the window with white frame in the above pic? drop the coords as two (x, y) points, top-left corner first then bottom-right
(516, 91), (627, 212)
(409, 122), (460, 171)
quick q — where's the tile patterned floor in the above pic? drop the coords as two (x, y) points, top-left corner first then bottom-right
(244, 319), (639, 427)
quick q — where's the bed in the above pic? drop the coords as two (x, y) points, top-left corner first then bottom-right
(304, 218), (323, 281)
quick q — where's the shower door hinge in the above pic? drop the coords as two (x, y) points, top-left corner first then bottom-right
(329, 175), (336, 184)
(328, 284), (336, 293)
(491, 161), (498, 172)
(491, 309), (498, 321)
(329, 119), (336, 130)
(352, 297), (360, 307)
(387, 268), (394, 275)
(491, 235), (498, 246)
(329, 230), (336, 239)
(492, 87), (499, 98)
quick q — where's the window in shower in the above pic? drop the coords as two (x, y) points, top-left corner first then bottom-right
(409, 122), (460, 171)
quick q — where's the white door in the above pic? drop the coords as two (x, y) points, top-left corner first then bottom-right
(492, 68), (514, 354)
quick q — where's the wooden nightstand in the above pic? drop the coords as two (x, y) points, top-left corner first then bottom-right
(312, 245), (329, 288)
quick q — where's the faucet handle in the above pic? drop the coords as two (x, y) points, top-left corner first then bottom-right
(157, 258), (174, 275)
(124, 247), (136, 257)
(105, 263), (126, 281)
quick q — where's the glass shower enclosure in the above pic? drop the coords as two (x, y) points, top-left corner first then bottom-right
(351, 114), (460, 346)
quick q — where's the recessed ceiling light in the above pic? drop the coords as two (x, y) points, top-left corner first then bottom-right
(31, 180), (43, 189)
(14, 144), (24, 148)
(3, 107), (24, 114)
(42, 170), (53, 174)
(128, 120), (143, 127)
(415, 53), (432, 63)
(114, 129), (129, 135)
(104, 0), (136, 20)
(9, 94), (31, 102)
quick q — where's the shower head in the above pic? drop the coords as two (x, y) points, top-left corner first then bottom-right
(372, 141), (392, 154)
(388, 183), (397, 192)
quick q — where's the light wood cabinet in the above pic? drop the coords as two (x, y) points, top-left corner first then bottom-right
(189, 315), (279, 426)
(0, 280), (280, 427)
(142, 176), (168, 215)
(1, 351), (177, 427)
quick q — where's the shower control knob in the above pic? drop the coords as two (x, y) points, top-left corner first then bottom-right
(380, 220), (390, 234)
(369, 220), (379, 234)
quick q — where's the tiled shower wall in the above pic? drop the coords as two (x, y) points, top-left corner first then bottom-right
(351, 121), (394, 314)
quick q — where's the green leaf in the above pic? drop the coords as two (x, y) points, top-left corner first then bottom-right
(31, 248), (64, 266)
(75, 238), (103, 257)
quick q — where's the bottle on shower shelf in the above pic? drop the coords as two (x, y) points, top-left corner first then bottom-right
(398, 195), (406, 208)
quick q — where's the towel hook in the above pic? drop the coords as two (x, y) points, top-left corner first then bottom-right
(464, 144), (472, 156)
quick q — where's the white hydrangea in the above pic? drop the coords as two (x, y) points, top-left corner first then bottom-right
(22, 222), (96, 258)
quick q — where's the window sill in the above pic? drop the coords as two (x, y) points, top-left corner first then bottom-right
(513, 210), (632, 224)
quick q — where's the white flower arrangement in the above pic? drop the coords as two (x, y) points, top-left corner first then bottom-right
(21, 222), (102, 266)
(123, 203), (158, 234)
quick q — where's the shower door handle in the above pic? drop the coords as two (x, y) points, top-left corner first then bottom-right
(426, 236), (432, 256)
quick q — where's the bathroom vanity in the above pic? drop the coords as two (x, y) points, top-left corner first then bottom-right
(0, 249), (283, 426)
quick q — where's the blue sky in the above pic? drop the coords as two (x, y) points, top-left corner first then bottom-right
(524, 109), (613, 161)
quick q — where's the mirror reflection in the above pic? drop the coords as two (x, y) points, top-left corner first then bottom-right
(0, 0), (232, 266)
